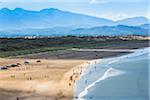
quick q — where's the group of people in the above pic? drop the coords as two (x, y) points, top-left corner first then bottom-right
(68, 62), (89, 86)
(68, 60), (98, 87)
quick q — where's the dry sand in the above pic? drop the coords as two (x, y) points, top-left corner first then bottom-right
(0, 58), (88, 100)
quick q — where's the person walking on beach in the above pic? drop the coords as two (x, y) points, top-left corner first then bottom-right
(94, 66), (96, 71)
(85, 79), (87, 84)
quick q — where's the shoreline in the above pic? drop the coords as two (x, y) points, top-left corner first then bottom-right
(0, 58), (116, 100)
(0, 48), (147, 100)
(74, 47), (149, 99)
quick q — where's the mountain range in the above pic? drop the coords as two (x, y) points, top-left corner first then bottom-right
(0, 8), (149, 30)
(0, 24), (149, 37)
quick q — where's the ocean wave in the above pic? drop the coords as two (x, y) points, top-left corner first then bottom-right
(74, 47), (149, 100)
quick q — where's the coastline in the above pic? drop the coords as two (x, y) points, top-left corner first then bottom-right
(0, 48), (147, 100)
(74, 47), (149, 100)
(0, 57), (124, 100)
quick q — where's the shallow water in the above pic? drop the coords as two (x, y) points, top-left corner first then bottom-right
(74, 48), (149, 100)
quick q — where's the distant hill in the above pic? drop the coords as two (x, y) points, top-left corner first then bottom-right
(0, 25), (148, 37)
(70, 25), (148, 36)
(139, 24), (150, 29)
(0, 8), (113, 30)
(115, 17), (149, 26)
(0, 8), (149, 30)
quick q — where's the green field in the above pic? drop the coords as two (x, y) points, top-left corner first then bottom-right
(0, 36), (149, 57)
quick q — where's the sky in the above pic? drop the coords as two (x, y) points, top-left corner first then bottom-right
(0, 0), (149, 20)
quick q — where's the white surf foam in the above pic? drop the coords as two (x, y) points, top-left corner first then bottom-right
(78, 67), (126, 98)
(74, 47), (149, 100)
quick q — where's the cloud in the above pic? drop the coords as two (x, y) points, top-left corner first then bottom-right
(100, 12), (132, 21)
(0, 0), (89, 3)
(90, 0), (106, 3)
(91, 0), (97, 3)
(1, 0), (147, 3)
(90, 0), (147, 3)
(0, 0), (106, 3)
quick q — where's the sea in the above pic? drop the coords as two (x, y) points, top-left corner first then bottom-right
(74, 47), (149, 100)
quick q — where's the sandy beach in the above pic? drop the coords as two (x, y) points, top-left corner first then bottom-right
(0, 58), (89, 100)
(0, 48), (147, 100)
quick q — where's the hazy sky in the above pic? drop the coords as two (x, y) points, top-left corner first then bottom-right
(0, 0), (149, 20)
